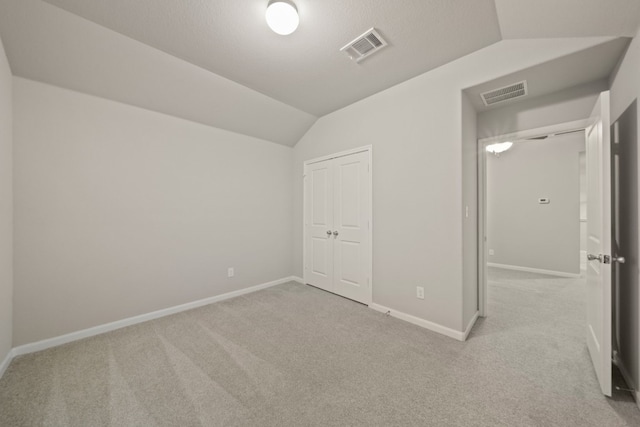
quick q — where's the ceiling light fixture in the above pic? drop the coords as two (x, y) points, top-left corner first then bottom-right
(265, 0), (299, 35)
(486, 142), (513, 156)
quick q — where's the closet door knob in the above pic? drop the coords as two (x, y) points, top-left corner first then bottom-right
(333, 231), (339, 237)
(326, 230), (332, 236)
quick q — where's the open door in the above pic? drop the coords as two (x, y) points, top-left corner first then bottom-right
(585, 91), (613, 396)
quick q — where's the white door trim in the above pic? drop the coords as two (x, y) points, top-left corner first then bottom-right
(305, 145), (373, 166)
(478, 119), (592, 146)
(477, 119), (591, 317)
(303, 145), (373, 305)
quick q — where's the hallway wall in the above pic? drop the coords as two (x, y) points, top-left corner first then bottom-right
(486, 133), (584, 275)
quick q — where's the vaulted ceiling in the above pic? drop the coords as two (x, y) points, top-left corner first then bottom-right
(464, 38), (630, 112)
(41, 0), (503, 117)
(0, 0), (639, 146)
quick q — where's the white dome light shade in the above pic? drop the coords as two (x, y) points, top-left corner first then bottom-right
(486, 141), (513, 154)
(266, 1), (299, 35)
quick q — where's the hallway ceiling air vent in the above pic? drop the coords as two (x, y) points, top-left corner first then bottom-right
(480, 80), (528, 107)
(340, 28), (388, 63)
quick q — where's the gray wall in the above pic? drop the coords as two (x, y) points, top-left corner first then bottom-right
(292, 38), (605, 333)
(13, 78), (293, 346)
(486, 133), (583, 274)
(609, 25), (640, 405)
(0, 35), (13, 365)
(477, 80), (608, 140)
(461, 93), (478, 326)
(6, 38), (617, 347)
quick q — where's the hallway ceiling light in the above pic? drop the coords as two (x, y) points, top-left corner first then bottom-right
(266, 1), (299, 35)
(486, 142), (513, 155)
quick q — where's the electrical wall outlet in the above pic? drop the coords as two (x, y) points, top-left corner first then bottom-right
(489, 249), (495, 256)
(416, 286), (425, 300)
(227, 267), (234, 278)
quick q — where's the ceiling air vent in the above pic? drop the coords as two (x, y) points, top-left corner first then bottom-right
(480, 81), (528, 107)
(341, 28), (388, 63)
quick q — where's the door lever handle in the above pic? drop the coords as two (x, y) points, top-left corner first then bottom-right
(587, 254), (602, 262)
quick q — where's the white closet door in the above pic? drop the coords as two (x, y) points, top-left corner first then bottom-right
(332, 151), (371, 304)
(305, 159), (334, 292)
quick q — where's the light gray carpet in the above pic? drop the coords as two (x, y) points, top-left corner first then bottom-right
(1, 271), (639, 426)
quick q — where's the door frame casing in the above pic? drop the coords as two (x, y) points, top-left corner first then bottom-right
(303, 145), (373, 305)
(477, 119), (591, 317)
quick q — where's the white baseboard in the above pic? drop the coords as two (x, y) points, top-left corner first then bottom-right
(369, 303), (469, 341)
(0, 349), (14, 379)
(291, 276), (304, 284)
(487, 263), (580, 278)
(12, 276), (298, 357)
(614, 351), (640, 409)
(462, 311), (480, 341)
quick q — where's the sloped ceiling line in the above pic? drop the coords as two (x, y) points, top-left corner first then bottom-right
(0, 0), (638, 145)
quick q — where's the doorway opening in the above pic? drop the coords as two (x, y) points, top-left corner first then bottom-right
(476, 91), (630, 399)
(485, 131), (585, 277)
(481, 129), (587, 337)
(478, 119), (591, 317)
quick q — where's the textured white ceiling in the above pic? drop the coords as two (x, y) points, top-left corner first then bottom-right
(495, 0), (640, 39)
(1, 1), (639, 146)
(42, 0), (503, 116)
(464, 38), (631, 112)
(0, 0), (316, 146)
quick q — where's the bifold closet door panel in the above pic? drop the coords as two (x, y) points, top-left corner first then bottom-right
(304, 159), (334, 292)
(332, 151), (370, 304)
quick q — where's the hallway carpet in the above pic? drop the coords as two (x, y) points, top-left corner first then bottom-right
(1, 272), (639, 426)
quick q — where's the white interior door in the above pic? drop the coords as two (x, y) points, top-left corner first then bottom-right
(585, 91), (612, 396)
(304, 148), (372, 305)
(333, 152), (371, 304)
(305, 159), (334, 292)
